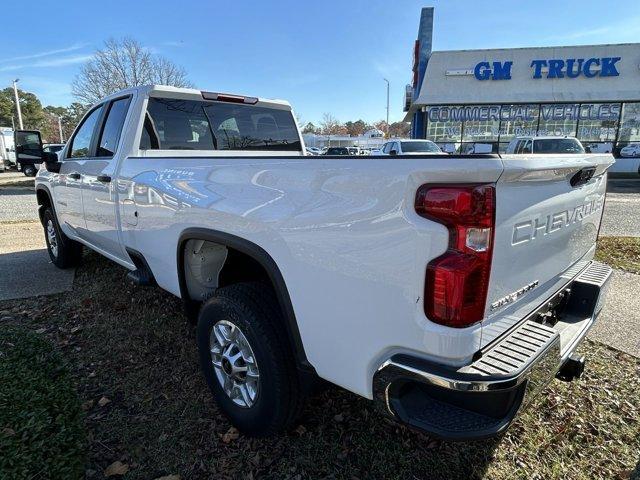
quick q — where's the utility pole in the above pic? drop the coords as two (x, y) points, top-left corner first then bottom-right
(383, 78), (390, 137)
(12, 79), (23, 130)
(57, 116), (64, 143)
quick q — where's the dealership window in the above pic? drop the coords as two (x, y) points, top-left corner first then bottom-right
(422, 101), (640, 157)
(461, 118), (499, 143)
(537, 104), (578, 137)
(576, 103), (619, 142)
(424, 108), (462, 143)
(619, 102), (640, 142)
(497, 104), (539, 144)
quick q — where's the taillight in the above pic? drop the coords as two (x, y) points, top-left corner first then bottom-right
(415, 184), (495, 328)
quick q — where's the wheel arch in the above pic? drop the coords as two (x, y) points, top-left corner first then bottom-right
(177, 227), (313, 372)
(35, 185), (54, 225)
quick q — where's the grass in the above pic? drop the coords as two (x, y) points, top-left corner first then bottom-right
(0, 326), (86, 480)
(596, 237), (640, 274)
(0, 251), (638, 479)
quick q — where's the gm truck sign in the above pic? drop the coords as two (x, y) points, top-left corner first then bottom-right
(474, 57), (621, 80)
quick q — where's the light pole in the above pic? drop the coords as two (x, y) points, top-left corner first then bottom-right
(57, 116), (64, 143)
(383, 78), (390, 137)
(12, 79), (24, 130)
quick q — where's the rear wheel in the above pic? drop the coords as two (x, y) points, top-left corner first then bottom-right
(23, 164), (36, 177)
(43, 207), (83, 268)
(196, 282), (303, 436)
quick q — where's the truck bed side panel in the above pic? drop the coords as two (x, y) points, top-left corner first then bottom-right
(117, 155), (504, 397)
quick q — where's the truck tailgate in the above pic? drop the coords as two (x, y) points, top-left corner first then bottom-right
(482, 153), (614, 346)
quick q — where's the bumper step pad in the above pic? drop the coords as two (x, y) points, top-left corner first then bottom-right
(465, 321), (558, 377)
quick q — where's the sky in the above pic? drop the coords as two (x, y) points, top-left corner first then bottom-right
(1, 0), (639, 125)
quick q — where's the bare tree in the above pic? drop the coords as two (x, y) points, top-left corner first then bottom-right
(319, 113), (346, 135)
(72, 38), (193, 104)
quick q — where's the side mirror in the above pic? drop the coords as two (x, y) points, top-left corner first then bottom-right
(14, 130), (43, 162)
(389, 149), (398, 156)
(43, 151), (61, 173)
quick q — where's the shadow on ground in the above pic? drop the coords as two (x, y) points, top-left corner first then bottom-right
(0, 248), (74, 301)
(607, 178), (640, 194)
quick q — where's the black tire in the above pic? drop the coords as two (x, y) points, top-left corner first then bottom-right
(23, 165), (36, 177)
(196, 282), (303, 436)
(43, 207), (83, 268)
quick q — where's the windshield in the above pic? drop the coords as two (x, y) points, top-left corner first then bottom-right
(533, 138), (584, 154)
(400, 141), (441, 153)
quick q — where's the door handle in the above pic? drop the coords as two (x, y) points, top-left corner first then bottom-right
(97, 175), (112, 183)
(68, 172), (81, 180)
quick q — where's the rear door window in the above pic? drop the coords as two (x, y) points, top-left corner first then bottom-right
(97, 97), (131, 157)
(142, 98), (301, 151)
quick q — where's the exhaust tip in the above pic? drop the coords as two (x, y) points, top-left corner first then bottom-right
(556, 355), (586, 382)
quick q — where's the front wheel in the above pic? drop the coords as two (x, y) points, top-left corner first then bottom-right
(196, 282), (304, 436)
(43, 207), (83, 268)
(23, 164), (36, 177)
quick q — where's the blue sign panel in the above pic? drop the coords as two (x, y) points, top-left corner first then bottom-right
(531, 57), (621, 79)
(473, 57), (621, 80)
(474, 61), (513, 80)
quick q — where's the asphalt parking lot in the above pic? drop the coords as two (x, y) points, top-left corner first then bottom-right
(600, 178), (640, 237)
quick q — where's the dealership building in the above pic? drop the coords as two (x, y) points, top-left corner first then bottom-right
(404, 8), (640, 158)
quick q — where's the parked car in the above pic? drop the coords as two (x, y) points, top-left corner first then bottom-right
(608, 156), (640, 177)
(1, 128), (16, 168)
(584, 143), (613, 154)
(323, 147), (350, 155)
(620, 143), (640, 157)
(347, 147), (360, 155)
(506, 136), (585, 155)
(305, 147), (322, 155)
(305, 147), (322, 156)
(379, 139), (442, 155)
(32, 85), (613, 441)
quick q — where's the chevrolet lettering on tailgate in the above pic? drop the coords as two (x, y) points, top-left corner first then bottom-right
(512, 194), (604, 246)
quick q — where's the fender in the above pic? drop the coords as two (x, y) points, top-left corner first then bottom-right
(177, 227), (313, 372)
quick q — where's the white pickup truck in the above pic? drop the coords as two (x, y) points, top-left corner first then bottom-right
(30, 85), (614, 440)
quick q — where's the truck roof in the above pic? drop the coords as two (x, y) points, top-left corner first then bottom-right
(97, 85), (293, 110)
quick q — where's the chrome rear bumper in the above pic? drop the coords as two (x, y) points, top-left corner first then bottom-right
(373, 261), (612, 441)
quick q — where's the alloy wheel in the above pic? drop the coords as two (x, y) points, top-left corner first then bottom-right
(209, 320), (260, 408)
(46, 219), (58, 258)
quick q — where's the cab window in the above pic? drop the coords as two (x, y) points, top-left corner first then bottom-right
(68, 105), (104, 158)
(141, 98), (301, 151)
